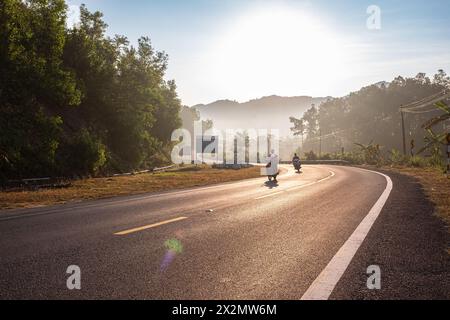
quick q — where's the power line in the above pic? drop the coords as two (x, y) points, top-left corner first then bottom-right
(305, 114), (395, 144)
(401, 91), (450, 111)
(401, 90), (446, 109)
(306, 128), (351, 142)
(402, 107), (442, 114)
(399, 89), (450, 155)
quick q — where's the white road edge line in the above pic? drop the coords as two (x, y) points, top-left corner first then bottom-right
(255, 191), (285, 200)
(255, 170), (335, 200)
(301, 168), (393, 300)
(286, 171), (335, 192)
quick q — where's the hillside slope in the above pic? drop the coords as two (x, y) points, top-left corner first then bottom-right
(192, 95), (330, 136)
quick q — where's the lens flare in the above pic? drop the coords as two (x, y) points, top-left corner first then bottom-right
(160, 238), (183, 272)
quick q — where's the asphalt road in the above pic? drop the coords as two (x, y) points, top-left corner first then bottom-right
(0, 165), (449, 299)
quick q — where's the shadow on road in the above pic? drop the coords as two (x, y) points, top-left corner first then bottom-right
(264, 181), (279, 189)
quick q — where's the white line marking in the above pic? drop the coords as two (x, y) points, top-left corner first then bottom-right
(286, 171), (335, 192)
(255, 171), (335, 200)
(301, 169), (393, 300)
(255, 191), (285, 200)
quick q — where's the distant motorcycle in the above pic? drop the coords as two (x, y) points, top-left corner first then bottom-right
(293, 159), (302, 173)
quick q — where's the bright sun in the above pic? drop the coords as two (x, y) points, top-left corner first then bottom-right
(209, 6), (347, 99)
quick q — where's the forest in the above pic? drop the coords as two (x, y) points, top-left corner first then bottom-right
(290, 71), (450, 166)
(0, 0), (182, 182)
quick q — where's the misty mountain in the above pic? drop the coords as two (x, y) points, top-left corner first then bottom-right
(192, 95), (331, 136)
(373, 81), (391, 89)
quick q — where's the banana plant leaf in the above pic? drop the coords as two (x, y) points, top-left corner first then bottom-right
(435, 101), (450, 114)
(422, 113), (450, 129)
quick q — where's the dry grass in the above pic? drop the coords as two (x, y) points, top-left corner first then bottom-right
(0, 166), (262, 211)
(383, 166), (450, 229)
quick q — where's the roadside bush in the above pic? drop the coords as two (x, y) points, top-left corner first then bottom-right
(408, 156), (427, 168)
(58, 129), (106, 177)
(320, 153), (333, 160)
(304, 150), (318, 160)
(427, 146), (444, 169)
(0, 106), (63, 179)
(336, 151), (364, 165)
(387, 149), (407, 165)
(355, 142), (382, 165)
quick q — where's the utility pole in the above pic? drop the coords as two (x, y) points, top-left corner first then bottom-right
(234, 137), (237, 165)
(314, 103), (322, 158)
(319, 130), (322, 157)
(446, 133), (450, 178)
(400, 108), (407, 156)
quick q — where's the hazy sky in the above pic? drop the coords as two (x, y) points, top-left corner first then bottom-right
(67, 0), (450, 106)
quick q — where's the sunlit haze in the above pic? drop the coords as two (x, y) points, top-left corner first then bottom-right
(208, 6), (346, 102)
(66, 0), (450, 105)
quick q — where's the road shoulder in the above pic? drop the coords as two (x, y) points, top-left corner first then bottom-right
(331, 168), (450, 299)
(0, 166), (263, 211)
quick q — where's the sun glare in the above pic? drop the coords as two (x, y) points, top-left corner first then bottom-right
(209, 6), (347, 99)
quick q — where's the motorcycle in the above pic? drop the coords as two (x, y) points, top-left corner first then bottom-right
(267, 172), (279, 182)
(266, 162), (279, 182)
(293, 159), (302, 173)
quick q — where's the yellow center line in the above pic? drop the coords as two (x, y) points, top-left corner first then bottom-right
(114, 216), (188, 236)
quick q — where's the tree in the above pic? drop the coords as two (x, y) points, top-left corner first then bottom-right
(289, 117), (305, 145)
(417, 101), (450, 163)
(0, 0), (81, 179)
(434, 69), (450, 88)
(297, 71), (448, 155)
(1, 2), (184, 179)
(302, 104), (319, 138)
(63, 6), (182, 172)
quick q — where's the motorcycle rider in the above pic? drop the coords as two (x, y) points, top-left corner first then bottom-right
(266, 149), (279, 182)
(292, 153), (301, 172)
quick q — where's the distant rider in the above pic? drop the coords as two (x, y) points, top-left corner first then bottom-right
(292, 153), (301, 172)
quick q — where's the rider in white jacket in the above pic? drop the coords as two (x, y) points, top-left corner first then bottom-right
(266, 149), (279, 178)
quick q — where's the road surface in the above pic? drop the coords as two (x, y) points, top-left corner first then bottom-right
(0, 165), (449, 299)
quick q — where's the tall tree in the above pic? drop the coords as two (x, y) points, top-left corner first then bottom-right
(1, 2), (184, 179)
(0, 0), (80, 179)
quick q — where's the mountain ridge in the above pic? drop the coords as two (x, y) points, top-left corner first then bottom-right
(191, 95), (332, 136)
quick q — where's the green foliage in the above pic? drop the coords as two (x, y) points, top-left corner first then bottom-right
(320, 153), (333, 160)
(1, 1), (182, 180)
(58, 129), (106, 177)
(289, 117), (305, 137)
(335, 151), (364, 165)
(418, 101), (450, 158)
(354, 141), (382, 165)
(388, 149), (406, 165)
(408, 156), (427, 168)
(0, 104), (63, 178)
(0, 0), (81, 179)
(304, 150), (318, 161)
(297, 72), (448, 157)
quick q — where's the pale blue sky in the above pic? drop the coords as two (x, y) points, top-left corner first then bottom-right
(67, 0), (450, 105)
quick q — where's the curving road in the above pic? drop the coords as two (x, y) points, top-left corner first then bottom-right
(0, 165), (449, 299)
